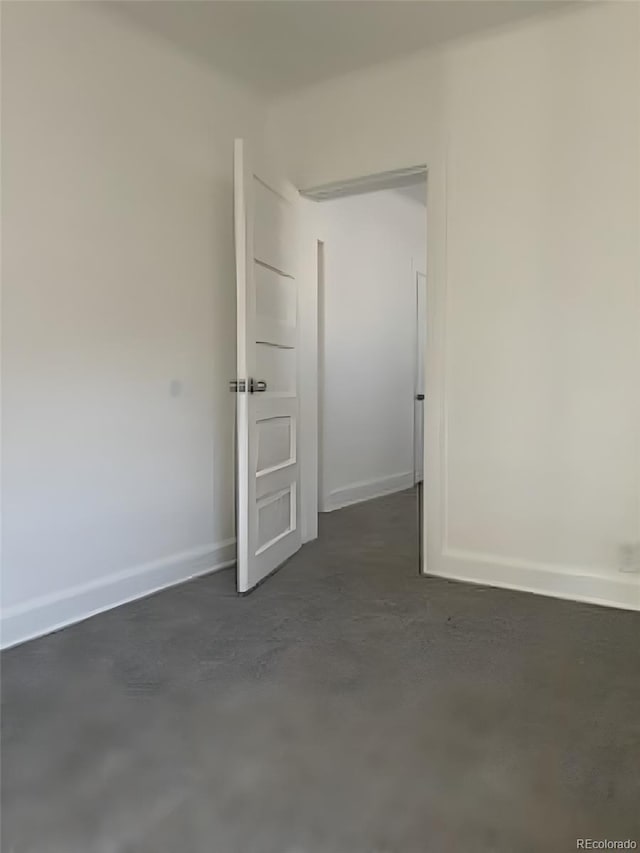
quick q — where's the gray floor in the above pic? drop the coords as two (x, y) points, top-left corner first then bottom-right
(2, 489), (639, 853)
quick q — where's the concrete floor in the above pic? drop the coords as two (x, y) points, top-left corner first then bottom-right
(2, 489), (639, 852)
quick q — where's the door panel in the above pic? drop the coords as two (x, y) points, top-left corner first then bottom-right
(256, 487), (294, 553)
(253, 179), (295, 273)
(254, 344), (296, 395)
(234, 139), (301, 592)
(257, 415), (295, 473)
(255, 264), (297, 348)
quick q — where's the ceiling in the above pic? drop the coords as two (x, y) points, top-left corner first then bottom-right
(110, 1), (569, 96)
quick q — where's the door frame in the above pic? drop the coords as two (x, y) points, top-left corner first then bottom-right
(296, 167), (430, 569)
(412, 265), (427, 486)
(296, 200), (328, 542)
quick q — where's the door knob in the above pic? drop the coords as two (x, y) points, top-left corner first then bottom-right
(249, 378), (267, 393)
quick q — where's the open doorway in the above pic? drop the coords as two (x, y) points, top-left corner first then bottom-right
(231, 143), (427, 592)
(304, 169), (428, 567)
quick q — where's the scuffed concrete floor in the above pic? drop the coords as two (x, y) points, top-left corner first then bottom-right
(2, 489), (639, 852)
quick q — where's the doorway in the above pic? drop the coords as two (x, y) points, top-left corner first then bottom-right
(304, 169), (428, 565)
(231, 144), (428, 592)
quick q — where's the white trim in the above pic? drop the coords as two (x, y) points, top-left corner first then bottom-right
(315, 239), (326, 519)
(323, 472), (414, 513)
(436, 547), (640, 612)
(0, 539), (236, 649)
(412, 257), (427, 487)
(301, 165), (427, 201)
(299, 202), (328, 537)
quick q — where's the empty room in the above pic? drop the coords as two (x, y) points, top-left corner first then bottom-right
(1, 2), (639, 851)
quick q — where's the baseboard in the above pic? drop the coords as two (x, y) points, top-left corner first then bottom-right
(1, 539), (237, 649)
(432, 547), (640, 612)
(322, 472), (415, 512)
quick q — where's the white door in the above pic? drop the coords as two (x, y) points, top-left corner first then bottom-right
(414, 271), (427, 484)
(233, 139), (302, 593)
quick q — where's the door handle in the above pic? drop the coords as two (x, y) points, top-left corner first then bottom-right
(229, 379), (267, 393)
(416, 394), (425, 401)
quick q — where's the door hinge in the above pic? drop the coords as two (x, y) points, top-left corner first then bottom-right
(229, 379), (246, 393)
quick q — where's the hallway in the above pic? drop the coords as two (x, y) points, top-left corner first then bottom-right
(2, 490), (639, 852)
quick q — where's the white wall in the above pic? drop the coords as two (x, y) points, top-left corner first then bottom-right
(269, 3), (640, 609)
(1, 2), (266, 646)
(2, 2), (638, 648)
(316, 189), (425, 511)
